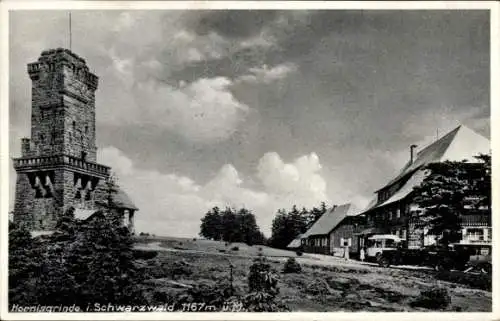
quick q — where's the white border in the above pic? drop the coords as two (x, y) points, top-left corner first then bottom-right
(0, 1), (498, 320)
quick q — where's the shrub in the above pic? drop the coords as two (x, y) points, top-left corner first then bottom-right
(283, 257), (302, 274)
(296, 250), (303, 256)
(410, 287), (451, 310)
(305, 278), (333, 296)
(243, 256), (289, 312)
(9, 208), (148, 309)
(231, 246), (240, 251)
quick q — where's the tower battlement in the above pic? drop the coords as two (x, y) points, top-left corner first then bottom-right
(13, 48), (122, 232)
(27, 48), (98, 90)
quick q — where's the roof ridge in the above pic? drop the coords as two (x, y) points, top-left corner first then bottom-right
(415, 124), (461, 156)
(375, 125), (462, 192)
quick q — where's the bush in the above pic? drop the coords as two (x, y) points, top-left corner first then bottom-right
(296, 250), (303, 256)
(305, 278), (333, 296)
(231, 246), (239, 251)
(9, 207), (148, 309)
(283, 257), (302, 274)
(410, 287), (451, 310)
(243, 256), (288, 312)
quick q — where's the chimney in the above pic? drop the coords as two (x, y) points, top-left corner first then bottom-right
(410, 144), (418, 164)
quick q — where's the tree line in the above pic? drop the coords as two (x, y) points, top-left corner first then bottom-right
(199, 202), (328, 249)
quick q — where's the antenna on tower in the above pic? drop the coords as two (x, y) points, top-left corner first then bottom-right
(69, 12), (72, 51)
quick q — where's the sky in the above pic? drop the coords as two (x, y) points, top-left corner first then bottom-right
(8, 10), (490, 237)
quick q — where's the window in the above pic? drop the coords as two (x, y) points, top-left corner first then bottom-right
(385, 239), (395, 248)
(40, 134), (45, 144)
(85, 125), (88, 134)
(396, 207), (401, 218)
(466, 228), (483, 241)
(72, 121), (76, 131)
(402, 229), (407, 240)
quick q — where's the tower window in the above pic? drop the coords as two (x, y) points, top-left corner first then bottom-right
(85, 125), (88, 134)
(40, 134), (45, 143)
(72, 121), (76, 131)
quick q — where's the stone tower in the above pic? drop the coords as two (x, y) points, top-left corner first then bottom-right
(13, 48), (113, 231)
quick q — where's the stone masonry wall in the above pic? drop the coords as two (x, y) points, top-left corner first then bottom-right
(14, 49), (113, 231)
(27, 48), (98, 161)
(13, 172), (59, 230)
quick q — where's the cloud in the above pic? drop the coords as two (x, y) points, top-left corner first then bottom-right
(98, 147), (330, 237)
(187, 11), (279, 39)
(236, 63), (298, 84)
(257, 152), (327, 208)
(130, 77), (250, 143)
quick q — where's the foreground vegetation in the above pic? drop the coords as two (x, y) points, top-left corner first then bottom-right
(141, 248), (491, 312)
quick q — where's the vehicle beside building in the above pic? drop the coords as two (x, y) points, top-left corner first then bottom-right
(358, 125), (491, 253)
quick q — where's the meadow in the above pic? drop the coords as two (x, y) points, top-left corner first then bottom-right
(135, 236), (492, 312)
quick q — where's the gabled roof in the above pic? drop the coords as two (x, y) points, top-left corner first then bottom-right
(286, 235), (303, 248)
(364, 125), (490, 212)
(302, 203), (360, 238)
(74, 208), (100, 221)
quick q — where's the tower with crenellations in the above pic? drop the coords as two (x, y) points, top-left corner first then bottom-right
(13, 48), (137, 232)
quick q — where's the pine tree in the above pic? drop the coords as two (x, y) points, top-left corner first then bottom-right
(412, 154), (491, 247)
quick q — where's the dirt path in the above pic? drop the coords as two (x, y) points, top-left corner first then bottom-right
(135, 242), (432, 272)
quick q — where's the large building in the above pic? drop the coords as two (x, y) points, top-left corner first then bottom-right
(358, 125), (491, 250)
(12, 48), (137, 234)
(300, 203), (363, 256)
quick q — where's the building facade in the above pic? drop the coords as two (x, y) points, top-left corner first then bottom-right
(359, 125), (491, 250)
(301, 203), (362, 256)
(13, 48), (137, 233)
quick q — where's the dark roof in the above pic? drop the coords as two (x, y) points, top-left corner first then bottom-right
(376, 126), (460, 192)
(96, 188), (138, 210)
(302, 203), (360, 238)
(113, 188), (138, 210)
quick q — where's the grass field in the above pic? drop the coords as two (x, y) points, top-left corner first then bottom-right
(135, 235), (309, 258)
(135, 236), (492, 312)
